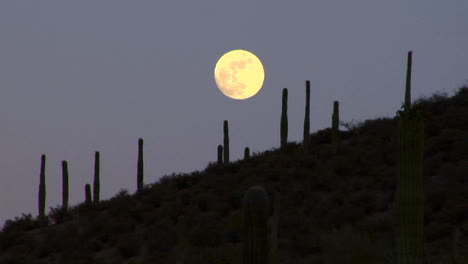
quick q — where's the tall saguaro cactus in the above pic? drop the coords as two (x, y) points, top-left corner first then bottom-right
(243, 185), (269, 264)
(405, 51), (412, 109)
(395, 51), (425, 264)
(93, 151), (100, 204)
(38, 154), (46, 219)
(62, 160), (69, 210)
(223, 120), (230, 164)
(137, 138), (144, 192)
(331, 101), (340, 154)
(280, 88), (288, 149)
(244, 147), (250, 160)
(217, 145), (223, 165)
(303, 81), (311, 153)
(85, 184), (92, 206)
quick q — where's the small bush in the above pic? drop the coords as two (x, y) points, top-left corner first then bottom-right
(49, 206), (73, 225)
(2, 213), (41, 233)
(116, 234), (140, 259)
(320, 225), (388, 264)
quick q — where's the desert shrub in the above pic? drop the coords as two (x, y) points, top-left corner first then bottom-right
(292, 229), (321, 256)
(145, 220), (177, 252)
(350, 191), (374, 212)
(426, 221), (452, 242)
(326, 205), (366, 228)
(0, 254), (37, 264)
(197, 194), (212, 212)
(116, 234), (140, 259)
(320, 225), (388, 264)
(227, 192), (242, 210)
(2, 213), (41, 233)
(49, 206), (73, 225)
(178, 190), (191, 206)
(141, 190), (162, 208)
(427, 189), (447, 212)
(190, 213), (223, 248)
(174, 173), (192, 190)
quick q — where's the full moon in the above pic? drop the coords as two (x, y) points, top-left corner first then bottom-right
(214, 49), (265, 100)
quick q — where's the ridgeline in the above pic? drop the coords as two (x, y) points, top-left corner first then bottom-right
(0, 87), (467, 264)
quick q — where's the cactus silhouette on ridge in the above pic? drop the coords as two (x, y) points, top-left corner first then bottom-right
(331, 101), (339, 154)
(395, 51), (425, 264)
(85, 184), (92, 206)
(217, 145), (223, 165)
(303, 81), (311, 153)
(93, 151), (100, 204)
(61, 160), (69, 210)
(38, 154), (46, 219)
(224, 120), (230, 164)
(280, 88), (288, 149)
(137, 138), (144, 192)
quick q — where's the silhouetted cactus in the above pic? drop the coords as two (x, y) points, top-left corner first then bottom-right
(61, 160), (69, 210)
(137, 138), (144, 192)
(93, 151), (100, 204)
(176, 215), (188, 264)
(331, 101), (339, 154)
(243, 185), (269, 264)
(85, 184), (92, 206)
(303, 80), (310, 153)
(244, 147), (250, 160)
(38, 154), (46, 219)
(405, 51), (412, 109)
(270, 191), (280, 264)
(217, 145), (223, 165)
(280, 88), (288, 149)
(395, 51), (425, 264)
(224, 120), (230, 164)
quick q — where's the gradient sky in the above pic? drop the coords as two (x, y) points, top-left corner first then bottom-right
(1, 1), (467, 225)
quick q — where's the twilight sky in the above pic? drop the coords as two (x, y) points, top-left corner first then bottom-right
(1, 1), (467, 225)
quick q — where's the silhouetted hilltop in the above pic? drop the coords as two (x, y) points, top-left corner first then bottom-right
(0, 87), (466, 264)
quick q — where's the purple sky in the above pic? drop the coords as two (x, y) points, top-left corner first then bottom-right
(1, 1), (467, 225)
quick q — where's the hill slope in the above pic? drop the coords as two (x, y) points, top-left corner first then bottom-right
(0, 87), (467, 264)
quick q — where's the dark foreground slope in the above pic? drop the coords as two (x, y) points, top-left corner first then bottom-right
(0, 87), (467, 264)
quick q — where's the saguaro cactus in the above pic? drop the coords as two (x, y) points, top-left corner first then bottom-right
(38, 154), (46, 219)
(217, 145), (223, 165)
(405, 51), (412, 109)
(93, 151), (100, 204)
(62, 160), (69, 210)
(244, 147), (250, 160)
(223, 120), (230, 164)
(395, 51), (425, 264)
(303, 80), (311, 153)
(331, 101), (339, 154)
(280, 88), (288, 149)
(243, 185), (269, 264)
(270, 191), (280, 264)
(85, 184), (92, 206)
(137, 138), (144, 192)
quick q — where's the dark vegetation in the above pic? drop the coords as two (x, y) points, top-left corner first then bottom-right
(0, 87), (467, 264)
